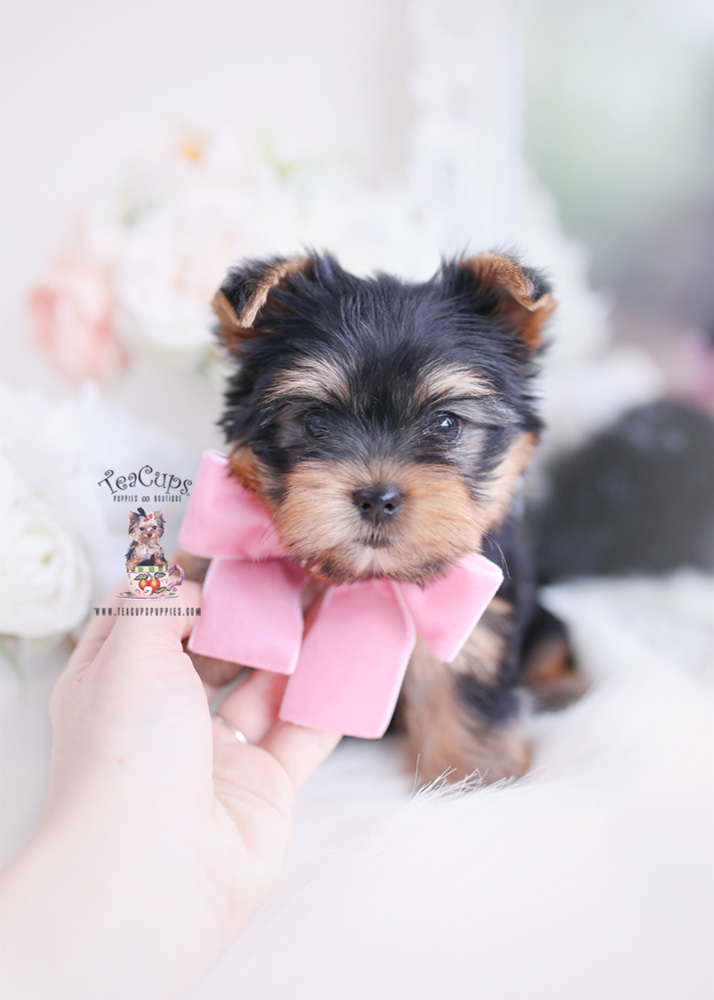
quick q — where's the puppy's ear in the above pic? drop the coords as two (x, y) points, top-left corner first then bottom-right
(456, 251), (557, 352)
(212, 254), (312, 351)
(128, 511), (141, 531)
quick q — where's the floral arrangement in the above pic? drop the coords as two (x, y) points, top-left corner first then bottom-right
(26, 128), (437, 384)
(6, 121), (658, 649)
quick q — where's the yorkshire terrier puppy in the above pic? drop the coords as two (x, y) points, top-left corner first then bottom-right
(126, 507), (167, 571)
(188, 251), (581, 783)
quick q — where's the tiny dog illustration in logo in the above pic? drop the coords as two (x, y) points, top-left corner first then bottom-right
(119, 508), (184, 599)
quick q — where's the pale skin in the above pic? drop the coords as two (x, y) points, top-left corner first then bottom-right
(0, 581), (341, 1000)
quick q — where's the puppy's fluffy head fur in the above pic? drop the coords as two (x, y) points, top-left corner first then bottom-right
(215, 251), (556, 585)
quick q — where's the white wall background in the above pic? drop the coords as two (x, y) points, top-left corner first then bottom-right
(1, 0), (412, 385)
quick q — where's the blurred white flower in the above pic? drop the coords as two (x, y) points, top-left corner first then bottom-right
(0, 381), (199, 624)
(0, 460), (91, 639)
(109, 124), (448, 366)
(118, 125), (258, 218)
(113, 190), (301, 362)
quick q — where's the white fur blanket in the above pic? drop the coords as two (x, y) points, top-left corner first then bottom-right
(193, 573), (714, 1000)
(2, 573), (713, 999)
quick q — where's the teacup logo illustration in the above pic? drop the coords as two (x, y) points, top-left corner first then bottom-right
(119, 507), (183, 599)
(125, 563), (184, 598)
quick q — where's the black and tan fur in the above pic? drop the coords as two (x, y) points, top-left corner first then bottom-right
(186, 250), (583, 784)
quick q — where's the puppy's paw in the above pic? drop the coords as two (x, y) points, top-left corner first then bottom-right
(184, 646), (246, 687)
(409, 715), (532, 787)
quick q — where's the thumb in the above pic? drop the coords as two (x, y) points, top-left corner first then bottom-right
(106, 582), (202, 653)
(67, 581), (202, 677)
(48, 580), (206, 768)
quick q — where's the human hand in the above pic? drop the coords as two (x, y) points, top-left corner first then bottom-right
(1, 582), (340, 1000)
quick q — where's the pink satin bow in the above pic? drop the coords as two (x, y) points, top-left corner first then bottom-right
(178, 451), (504, 738)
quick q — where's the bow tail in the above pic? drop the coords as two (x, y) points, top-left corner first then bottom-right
(278, 580), (416, 738)
(188, 558), (304, 675)
(398, 553), (504, 662)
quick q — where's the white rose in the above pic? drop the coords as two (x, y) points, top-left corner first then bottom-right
(113, 192), (300, 361)
(0, 483), (91, 639)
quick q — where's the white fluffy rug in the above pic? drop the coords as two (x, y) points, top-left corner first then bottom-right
(3, 573), (713, 999)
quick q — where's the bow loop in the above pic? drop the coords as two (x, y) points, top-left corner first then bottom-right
(178, 450), (285, 560)
(188, 558), (305, 675)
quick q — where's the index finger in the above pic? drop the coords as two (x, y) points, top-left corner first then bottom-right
(260, 721), (342, 792)
(67, 580), (202, 672)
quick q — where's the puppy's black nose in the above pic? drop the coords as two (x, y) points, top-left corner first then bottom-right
(353, 486), (403, 525)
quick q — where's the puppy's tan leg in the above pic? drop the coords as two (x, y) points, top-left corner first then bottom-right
(520, 605), (588, 710)
(401, 599), (531, 785)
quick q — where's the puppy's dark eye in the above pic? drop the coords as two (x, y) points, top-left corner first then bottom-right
(303, 411), (330, 438)
(423, 411), (461, 440)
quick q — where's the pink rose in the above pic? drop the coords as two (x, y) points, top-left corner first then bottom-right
(28, 257), (127, 382)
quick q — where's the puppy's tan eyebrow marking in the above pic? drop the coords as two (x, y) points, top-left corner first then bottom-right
(266, 357), (352, 404)
(413, 364), (493, 405)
